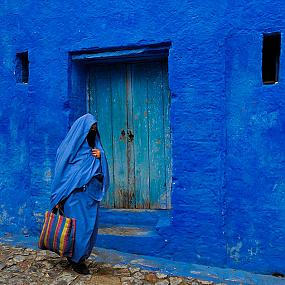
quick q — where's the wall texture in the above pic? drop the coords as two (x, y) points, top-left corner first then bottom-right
(1, 0), (285, 275)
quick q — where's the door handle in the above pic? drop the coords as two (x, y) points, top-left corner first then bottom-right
(127, 130), (134, 142)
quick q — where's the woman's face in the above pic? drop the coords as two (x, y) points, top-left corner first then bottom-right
(90, 123), (97, 134)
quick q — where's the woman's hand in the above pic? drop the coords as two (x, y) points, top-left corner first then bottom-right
(91, 148), (101, 158)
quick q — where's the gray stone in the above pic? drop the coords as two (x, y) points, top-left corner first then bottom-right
(12, 255), (26, 263)
(169, 277), (183, 285)
(35, 255), (46, 261)
(133, 271), (144, 279)
(156, 272), (168, 279)
(113, 268), (130, 276)
(5, 260), (15, 266)
(155, 280), (169, 285)
(129, 266), (140, 274)
(200, 281), (214, 285)
(6, 265), (20, 272)
(189, 281), (200, 285)
(113, 263), (128, 269)
(133, 279), (144, 285)
(36, 250), (48, 256)
(74, 275), (92, 284)
(71, 282), (87, 285)
(45, 251), (59, 258)
(121, 276), (135, 282)
(24, 249), (34, 253)
(41, 260), (55, 270)
(50, 272), (77, 285)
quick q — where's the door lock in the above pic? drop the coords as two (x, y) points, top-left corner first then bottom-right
(127, 130), (134, 142)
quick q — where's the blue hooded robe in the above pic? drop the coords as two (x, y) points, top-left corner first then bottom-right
(50, 113), (109, 263)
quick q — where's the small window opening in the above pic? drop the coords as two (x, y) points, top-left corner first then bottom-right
(262, 32), (281, 84)
(16, 51), (29, 84)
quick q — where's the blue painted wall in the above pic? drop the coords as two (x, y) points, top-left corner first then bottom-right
(1, 0), (285, 275)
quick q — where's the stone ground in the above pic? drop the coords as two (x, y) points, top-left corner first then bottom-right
(0, 243), (221, 285)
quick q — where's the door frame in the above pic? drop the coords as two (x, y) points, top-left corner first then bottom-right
(68, 43), (172, 209)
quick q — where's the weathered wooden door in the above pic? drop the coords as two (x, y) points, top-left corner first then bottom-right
(88, 59), (171, 209)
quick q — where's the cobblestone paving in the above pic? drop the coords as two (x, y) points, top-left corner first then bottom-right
(0, 243), (223, 285)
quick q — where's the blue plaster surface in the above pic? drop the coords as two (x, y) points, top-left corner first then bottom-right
(1, 0), (285, 276)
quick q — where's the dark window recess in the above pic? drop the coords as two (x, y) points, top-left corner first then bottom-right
(262, 33), (281, 84)
(16, 51), (29, 83)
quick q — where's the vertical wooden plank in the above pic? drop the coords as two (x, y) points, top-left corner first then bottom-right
(147, 61), (167, 209)
(88, 67), (98, 118)
(89, 65), (115, 208)
(110, 63), (129, 208)
(126, 64), (136, 208)
(131, 62), (150, 208)
(161, 60), (172, 209)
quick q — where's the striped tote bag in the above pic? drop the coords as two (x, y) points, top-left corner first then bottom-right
(38, 209), (76, 257)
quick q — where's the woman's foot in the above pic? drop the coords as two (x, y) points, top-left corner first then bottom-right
(72, 262), (90, 275)
(68, 259), (90, 275)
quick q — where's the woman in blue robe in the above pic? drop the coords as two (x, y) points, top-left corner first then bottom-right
(50, 113), (109, 274)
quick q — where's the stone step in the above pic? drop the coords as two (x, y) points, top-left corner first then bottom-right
(98, 226), (155, 236)
(97, 208), (172, 256)
(97, 225), (166, 256)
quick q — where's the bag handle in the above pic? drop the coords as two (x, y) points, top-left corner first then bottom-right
(52, 206), (65, 217)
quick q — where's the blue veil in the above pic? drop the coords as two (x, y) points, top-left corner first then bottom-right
(50, 113), (109, 209)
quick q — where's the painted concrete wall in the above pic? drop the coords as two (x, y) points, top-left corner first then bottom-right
(1, 0), (285, 275)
